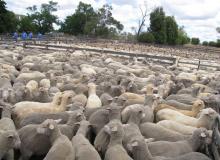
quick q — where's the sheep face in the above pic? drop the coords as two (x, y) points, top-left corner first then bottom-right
(192, 100), (205, 112)
(0, 130), (21, 149)
(104, 120), (124, 138)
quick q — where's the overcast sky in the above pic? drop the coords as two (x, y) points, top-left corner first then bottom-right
(5, 0), (220, 41)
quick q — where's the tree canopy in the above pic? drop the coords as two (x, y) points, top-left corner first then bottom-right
(0, 0), (17, 33)
(60, 2), (123, 38)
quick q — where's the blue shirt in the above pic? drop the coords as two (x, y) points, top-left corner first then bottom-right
(21, 32), (27, 40)
(28, 32), (33, 39)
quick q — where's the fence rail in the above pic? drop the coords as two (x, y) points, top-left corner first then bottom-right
(20, 42), (220, 71)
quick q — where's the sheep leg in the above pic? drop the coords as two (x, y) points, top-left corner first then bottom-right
(4, 149), (14, 160)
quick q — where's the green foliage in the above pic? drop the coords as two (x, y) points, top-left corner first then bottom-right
(24, 1), (59, 33)
(149, 7), (166, 44)
(191, 38), (200, 45)
(0, 0), (18, 33)
(138, 32), (155, 43)
(61, 2), (97, 35)
(209, 41), (216, 47)
(165, 16), (178, 45)
(202, 41), (208, 46)
(17, 16), (38, 32)
(176, 27), (190, 45)
(61, 2), (123, 38)
(216, 39), (220, 47)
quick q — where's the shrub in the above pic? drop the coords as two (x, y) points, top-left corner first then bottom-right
(202, 41), (208, 46)
(209, 41), (216, 47)
(191, 38), (200, 45)
(138, 32), (155, 43)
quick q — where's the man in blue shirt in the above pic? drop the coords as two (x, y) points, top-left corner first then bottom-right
(13, 32), (18, 42)
(28, 32), (33, 40)
(21, 31), (27, 40)
(37, 32), (43, 40)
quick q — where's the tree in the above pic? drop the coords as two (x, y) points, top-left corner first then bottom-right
(26, 1), (59, 33)
(18, 16), (38, 32)
(165, 16), (178, 45)
(191, 38), (200, 45)
(0, 0), (18, 33)
(176, 26), (190, 45)
(216, 39), (220, 47)
(96, 4), (123, 37)
(138, 32), (155, 43)
(202, 41), (208, 46)
(209, 41), (216, 47)
(149, 7), (166, 44)
(61, 2), (97, 35)
(61, 2), (123, 38)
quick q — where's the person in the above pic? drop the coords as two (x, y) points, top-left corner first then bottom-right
(21, 31), (27, 40)
(37, 32), (42, 40)
(28, 32), (33, 40)
(13, 32), (18, 42)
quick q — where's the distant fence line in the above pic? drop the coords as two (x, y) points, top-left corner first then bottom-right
(20, 42), (220, 71)
(1, 35), (220, 55)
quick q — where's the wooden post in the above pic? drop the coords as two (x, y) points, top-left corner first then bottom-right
(197, 60), (201, 70)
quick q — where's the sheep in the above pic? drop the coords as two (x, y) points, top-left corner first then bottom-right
(18, 110), (83, 160)
(93, 103), (123, 157)
(0, 130), (21, 160)
(13, 91), (73, 125)
(71, 120), (101, 160)
(127, 137), (211, 160)
(100, 93), (113, 106)
(163, 100), (192, 110)
(71, 94), (87, 107)
(39, 79), (51, 89)
(148, 128), (212, 157)
(89, 103), (122, 136)
(154, 100), (205, 117)
(58, 110), (85, 140)
(36, 87), (52, 103)
(15, 71), (46, 83)
(20, 111), (71, 127)
(36, 119), (75, 160)
(121, 94), (156, 123)
(140, 122), (189, 142)
(122, 107), (146, 154)
(123, 84), (154, 106)
(86, 83), (102, 109)
(166, 86), (201, 105)
(0, 103), (20, 160)
(103, 120), (133, 160)
(157, 120), (197, 135)
(156, 108), (218, 129)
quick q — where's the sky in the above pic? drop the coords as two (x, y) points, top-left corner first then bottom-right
(5, 0), (220, 41)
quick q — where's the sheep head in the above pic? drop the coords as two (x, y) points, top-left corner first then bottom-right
(37, 119), (62, 136)
(0, 130), (21, 150)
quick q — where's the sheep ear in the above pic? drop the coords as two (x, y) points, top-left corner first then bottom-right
(201, 132), (206, 138)
(49, 124), (54, 130)
(54, 119), (62, 124)
(131, 141), (138, 147)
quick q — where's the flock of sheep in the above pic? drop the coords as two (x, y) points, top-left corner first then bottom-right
(0, 46), (220, 160)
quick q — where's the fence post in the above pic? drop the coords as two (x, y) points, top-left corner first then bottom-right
(197, 60), (201, 70)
